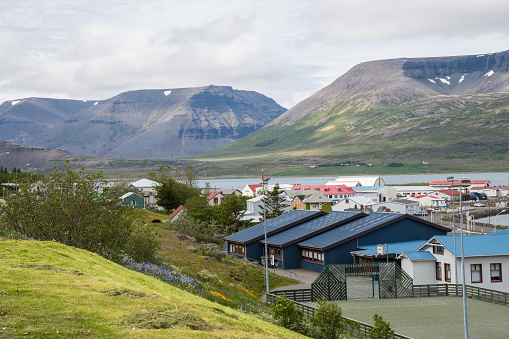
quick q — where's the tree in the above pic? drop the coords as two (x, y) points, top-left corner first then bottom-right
(271, 295), (308, 335)
(369, 313), (394, 339)
(184, 195), (217, 224)
(150, 166), (201, 213)
(1, 162), (159, 263)
(216, 194), (252, 235)
(310, 298), (344, 339)
(259, 184), (289, 220)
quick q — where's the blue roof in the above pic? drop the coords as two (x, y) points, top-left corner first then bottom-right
(404, 251), (436, 261)
(432, 234), (509, 256)
(263, 211), (362, 247)
(224, 210), (322, 244)
(298, 212), (404, 250)
(352, 240), (427, 256)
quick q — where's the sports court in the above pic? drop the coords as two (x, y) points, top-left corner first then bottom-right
(306, 294), (509, 338)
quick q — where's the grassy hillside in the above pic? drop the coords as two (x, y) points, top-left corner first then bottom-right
(0, 240), (303, 338)
(191, 92), (509, 177)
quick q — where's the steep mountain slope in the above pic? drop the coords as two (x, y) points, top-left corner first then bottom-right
(0, 98), (97, 145)
(200, 51), (509, 165)
(27, 85), (286, 158)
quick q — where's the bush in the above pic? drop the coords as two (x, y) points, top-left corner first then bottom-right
(370, 313), (394, 339)
(1, 162), (160, 263)
(310, 298), (344, 338)
(271, 295), (308, 335)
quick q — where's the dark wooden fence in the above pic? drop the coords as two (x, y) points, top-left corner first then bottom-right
(413, 284), (509, 306)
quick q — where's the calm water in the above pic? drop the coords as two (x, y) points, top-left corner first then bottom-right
(476, 214), (509, 226)
(198, 172), (509, 190)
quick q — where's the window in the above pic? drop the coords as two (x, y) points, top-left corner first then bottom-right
(229, 243), (245, 256)
(433, 245), (444, 255)
(268, 246), (282, 260)
(471, 264), (482, 283)
(301, 249), (324, 264)
(436, 262), (442, 280)
(491, 263), (502, 282)
(444, 263), (451, 282)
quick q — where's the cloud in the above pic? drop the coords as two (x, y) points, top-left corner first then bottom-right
(309, 0), (509, 43)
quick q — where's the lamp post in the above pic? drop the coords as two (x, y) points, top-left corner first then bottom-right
(261, 172), (270, 295)
(460, 177), (470, 339)
(494, 210), (507, 233)
(447, 176), (458, 284)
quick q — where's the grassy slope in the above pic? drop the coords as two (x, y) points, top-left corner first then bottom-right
(0, 240), (303, 338)
(191, 93), (509, 177)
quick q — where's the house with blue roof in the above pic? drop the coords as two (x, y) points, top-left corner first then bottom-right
(351, 232), (509, 293)
(225, 209), (450, 272)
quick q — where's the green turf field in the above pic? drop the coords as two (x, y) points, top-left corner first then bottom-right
(307, 296), (509, 338)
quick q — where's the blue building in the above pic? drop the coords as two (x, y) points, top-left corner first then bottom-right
(225, 210), (451, 272)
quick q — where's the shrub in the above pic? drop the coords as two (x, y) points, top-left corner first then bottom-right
(310, 298), (344, 338)
(370, 313), (394, 339)
(271, 295), (308, 335)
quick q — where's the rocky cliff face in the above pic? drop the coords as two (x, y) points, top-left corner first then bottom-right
(1, 85), (286, 159)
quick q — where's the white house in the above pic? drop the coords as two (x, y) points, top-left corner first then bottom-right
(407, 195), (447, 209)
(392, 186), (440, 198)
(332, 195), (373, 212)
(130, 178), (161, 209)
(242, 193), (293, 222)
(352, 232), (509, 293)
(325, 176), (385, 187)
(241, 184), (261, 197)
(371, 199), (420, 215)
(352, 186), (397, 203)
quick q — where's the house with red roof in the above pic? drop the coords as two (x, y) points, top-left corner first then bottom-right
(291, 185), (355, 201)
(430, 180), (491, 192)
(242, 184), (261, 197)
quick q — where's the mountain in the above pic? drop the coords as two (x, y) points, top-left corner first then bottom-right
(12, 85), (286, 158)
(200, 51), (509, 169)
(0, 140), (73, 171)
(0, 98), (97, 145)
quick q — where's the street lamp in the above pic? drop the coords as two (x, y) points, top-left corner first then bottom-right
(261, 172), (270, 295)
(459, 177), (470, 339)
(494, 210), (507, 233)
(447, 176), (458, 284)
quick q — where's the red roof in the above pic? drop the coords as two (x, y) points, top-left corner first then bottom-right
(248, 184), (261, 192)
(292, 184), (356, 194)
(437, 189), (461, 196)
(430, 180), (490, 186)
(206, 191), (221, 200)
(168, 205), (184, 220)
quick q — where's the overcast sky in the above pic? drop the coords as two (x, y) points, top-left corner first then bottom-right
(2, 0), (509, 109)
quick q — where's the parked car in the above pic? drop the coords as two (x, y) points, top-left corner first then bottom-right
(414, 210), (428, 216)
(473, 203), (485, 207)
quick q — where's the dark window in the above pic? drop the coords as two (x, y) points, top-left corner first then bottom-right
(444, 263), (451, 282)
(301, 249), (324, 264)
(471, 264), (482, 283)
(436, 262), (442, 280)
(267, 246), (282, 260)
(491, 263), (502, 282)
(229, 243), (245, 256)
(433, 245), (444, 255)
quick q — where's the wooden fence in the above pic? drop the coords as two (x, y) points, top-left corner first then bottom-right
(413, 284), (509, 306)
(266, 293), (412, 339)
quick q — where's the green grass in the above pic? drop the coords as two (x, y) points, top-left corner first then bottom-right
(310, 296), (509, 339)
(0, 240), (304, 338)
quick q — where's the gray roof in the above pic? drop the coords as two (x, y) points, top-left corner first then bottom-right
(224, 209), (323, 245)
(302, 191), (330, 203)
(297, 212), (407, 250)
(263, 211), (364, 247)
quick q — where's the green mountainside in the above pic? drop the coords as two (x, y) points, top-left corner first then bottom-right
(194, 51), (509, 176)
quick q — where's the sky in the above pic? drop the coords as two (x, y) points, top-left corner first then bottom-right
(2, 0), (509, 109)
